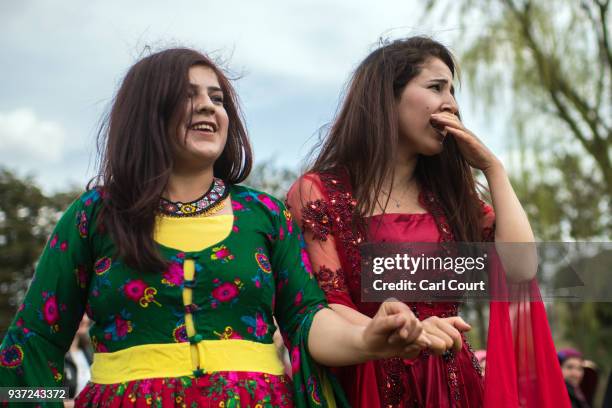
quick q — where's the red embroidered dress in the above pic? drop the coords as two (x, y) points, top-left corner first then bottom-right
(287, 171), (570, 408)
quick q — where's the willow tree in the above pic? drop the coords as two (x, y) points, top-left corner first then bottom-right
(425, 0), (610, 239)
(424, 2), (612, 389)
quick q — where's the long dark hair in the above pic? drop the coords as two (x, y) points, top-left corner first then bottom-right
(309, 36), (484, 242)
(90, 48), (252, 272)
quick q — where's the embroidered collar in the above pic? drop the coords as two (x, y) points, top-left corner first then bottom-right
(159, 178), (228, 217)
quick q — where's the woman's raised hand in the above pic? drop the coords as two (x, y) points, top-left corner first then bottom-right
(430, 112), (501, 173)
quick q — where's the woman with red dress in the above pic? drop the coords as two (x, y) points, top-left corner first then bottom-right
(287, 37), (570, 407)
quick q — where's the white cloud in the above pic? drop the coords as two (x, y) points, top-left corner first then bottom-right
(0, 0), (499, 190)
(0, 108), (67, 164)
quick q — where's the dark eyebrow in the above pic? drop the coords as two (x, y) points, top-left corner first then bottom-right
(207, 86), (223, 93)
(429, 78), (455, 95)
(188, 83), (224, 93)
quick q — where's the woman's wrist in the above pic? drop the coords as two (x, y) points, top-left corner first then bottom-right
(483, 159), (505, 179)
(354, 324), (378, 361)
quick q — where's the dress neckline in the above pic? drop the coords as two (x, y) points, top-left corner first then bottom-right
(367, 212), (432, 219)
(159, 178), (228, 217)
(155, 185), (239, 255)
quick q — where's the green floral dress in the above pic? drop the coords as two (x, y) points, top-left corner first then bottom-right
(0, 184), (349, 407)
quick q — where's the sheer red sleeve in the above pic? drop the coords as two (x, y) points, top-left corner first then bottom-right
(286, 174), (357, 309)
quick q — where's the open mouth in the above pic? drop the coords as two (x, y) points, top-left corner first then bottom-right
(188, 120), (217, 133)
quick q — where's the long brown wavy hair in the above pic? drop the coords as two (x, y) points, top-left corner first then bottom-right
(309, 37), (484, 242)
(90, 48), (252, 272)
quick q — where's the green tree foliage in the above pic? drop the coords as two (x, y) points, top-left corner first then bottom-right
(425, 0), (610, 239)
(0, 168), (79, 330)
(244, 162), (298, 200)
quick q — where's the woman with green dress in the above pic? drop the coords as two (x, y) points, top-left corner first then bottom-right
(0, 48), (441, 407)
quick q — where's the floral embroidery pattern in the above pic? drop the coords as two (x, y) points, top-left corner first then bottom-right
(39, 292), (64, 333)
(252, 249), (273, 289)
(104, 311), (134, 341)
(210, 278), (243, 308)
(300, 199), (333, 241)
(122, 279), (147, 301)
(76, 374), (293, 407)
(237, 191), (280, 214)
(294, 290), (303, 306)
(0, 344), (23, 368)
(162, 252), (202, 288)
(257, 193), (280, 214)
(173, 323), (188, 343)
(213, 326), (243, 340)
(290, 346), (300, 375)
(314, 266), (348, 293)
(94, 257), (112, 275)
(162, 260), (184, 287)
(211, 245), (234, 263)
(49, 234), (68, 251)
(80, 188), (101, 206)
(12, 320), (35, 349)
(122, 279), (161, 308)
(231, 200), (247, 212)
(255, 250), (272, 273)
(76, 210), (89, 238)
(90, 272), (112, 297)
(278, 225), (286, 241)
(241, 312), (269, 340)
(162, 261), (185, 286)
(307, 377), (322, 405)
(300, 247), (313, 276)
(48, 360), (62, 383)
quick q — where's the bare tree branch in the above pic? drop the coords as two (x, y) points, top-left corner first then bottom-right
(505, 1), (609, 153)
(580, 1), (607, 110)
(596, 0), (612, 71)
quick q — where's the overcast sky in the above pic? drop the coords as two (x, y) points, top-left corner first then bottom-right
(0, 0), (508, 193)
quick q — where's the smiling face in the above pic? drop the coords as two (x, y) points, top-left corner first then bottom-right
(396, 57), (458, 157)
(172, 65), (229, 171)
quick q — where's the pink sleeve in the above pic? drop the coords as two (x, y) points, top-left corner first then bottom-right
(286, 174), (357, 309)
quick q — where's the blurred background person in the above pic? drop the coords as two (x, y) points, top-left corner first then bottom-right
(63, 314), (93, 407)
(558, 348), (591, 408)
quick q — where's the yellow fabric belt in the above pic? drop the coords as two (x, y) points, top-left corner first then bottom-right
(90, 340), (285, 384)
